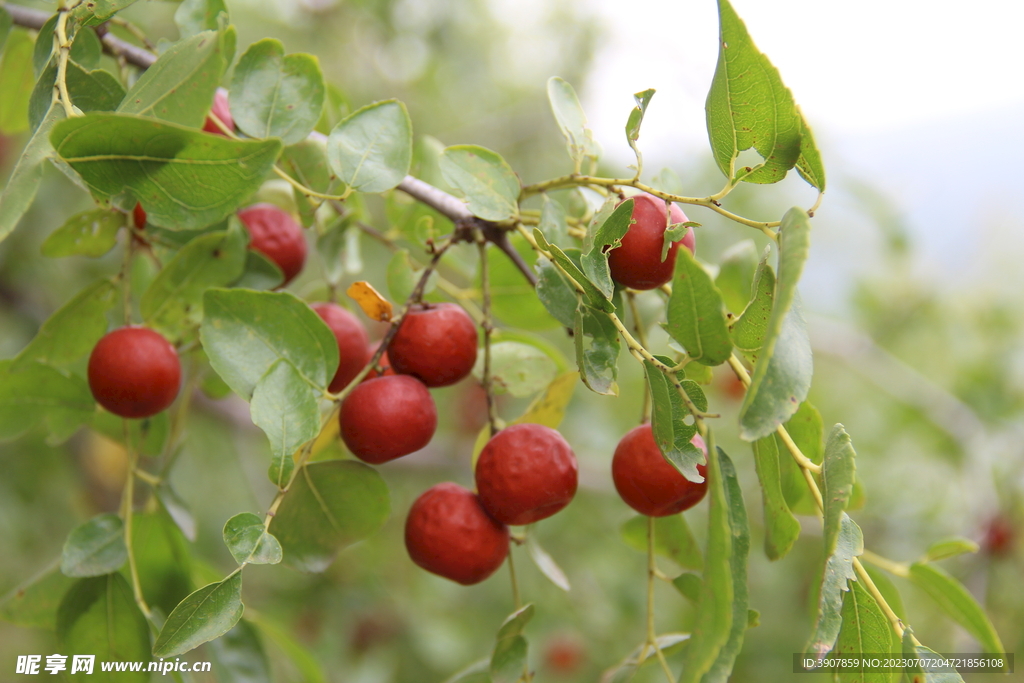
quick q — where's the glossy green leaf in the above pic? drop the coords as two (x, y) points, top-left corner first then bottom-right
(233, 251), (284, 291)
(673, 573), (702, 602)
(922, 538), (980, 563)
(738, 208), (812, 440)
(51, 113), (282, 230)
(31, 16), (59, 76)
(621, 514), (703, 571)
(539, 194), (569, 246)
(280, 138), (331, 227)
(679, 438), (735, 683)
(666, 247), (733, 366)
(0, 563), (75, 629)
(12, 279), (117, 370)
(573, 301), (620, 395)
(581, 198), (634, 299)
(29, 61), (126, 132)
(908, 562), (1004, 656)
(0, 29), (33, 134)
(141, 224), (248, 339)
(731, 254), (775, 362)
(535, 256), (577, 328)
(491, 635), (528, 683)
(705, 0), (802, 184)
(822, 424), (857, 556)
(440, 145), (520, 221)
(223, 513), (283, 566)
(118, 29), (230, 127)
(175, 0), (229, 39)
(537, 234), (612, 312)
(154, 571), (244, 657)
(60, 514), (126, 577)
(0, 104), (64, 243)
(74, 0), (142, 26)
(780, 401), (824, 515)
(0, 361), (93, 443)
(473, 341), (556, 398)
(525, 534), (570, 591)
(231, 39), (325, 144)
(130, 511), (194, 615)
(796, 111), (827, 192)
(250, 358), (321, 475)
(831, 579), (892, 683)
(269, 461), (390, 572)
(546, 76), (598, 171)
(644, 360), (708, 482)
(200, 288), (338, 399)
(902, 629), (965, 683)
(716, 239), (759, 314)
(57, 575), (150, 682)
(806, 513), (863, 659)
(209, 619), (271, 683)
(40, 209), (123, 258)
(327, 99), (411, 193)
(752, 434), (800, 560)
(625, 88), (655, 164)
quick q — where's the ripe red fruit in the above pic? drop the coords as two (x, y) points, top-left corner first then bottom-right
(339, 375), (437, 464)
(983, 515), (1015, 557)
(475, 423), (578, 525)
(202, 88), (234, 135)
(132, 203), (147, 229)
(88, 327), (181, 419)
(607, 193), (695, 291)
(387, 303), (477, 387)
(405, 482), (509, 585)
(311, 302), (370, 393)
(543, 633), (587, 676)
(612, 425), (708, 517)
(237, 204), (307, 286)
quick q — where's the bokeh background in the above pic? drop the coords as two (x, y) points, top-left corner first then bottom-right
(1, 0), (1022, 681)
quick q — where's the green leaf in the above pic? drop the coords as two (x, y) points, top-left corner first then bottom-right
(443, 659), (491, 683)
(738, 207), (812, 440)
(30, 61), (126, 132)
(538, 235), (612, 312)
(327, 99), (411, 193)
(539, 195), (569, 246)
(233, 250), (284, 291)
(154, 571), (244, 657)
(863, 565), (905, 622)
(74, 0), (142, 26)
(902, 630), (966, 683)
(535, 256), (577, 328)
(573, 301), (620, 395)
(57, 574), (150, 681)
(175, 0), (229, 39)
(665, 247), (733, 366)
(705, 0), (802, 184)
(752, 434), (800, 560)
(796, 110), (827, 192)
(230, 39), (325, 144)
(473, 341), (557, 398)
(0, 563), (76, 629)
(12, 279), (117, 370)
(780, 401), (824, 515)
(491, 604), (533, 683)
(249, 614), (326, 683)
(495, 603), (533, 640)
(581, 198), (634, 299)
(0, 361), (93, 443)
(199, 288), (338, 399)
(625, 88), (655, 163)
(250, 358), (321, 476)
(280, 138), (331, 227)
(223, 513), (283, 566)
(644, 359), (708, 482)
(678, 437), (736, 683)
(141, 224), (248, 339)
(715, 240), (760, 316)
(921, 538), (980, 563)
(822, 424), (857, 556)
(40, 209), (123, 258)
(731, 253), (775, 362)
(673, 573), (701, 602)
(525, 534), (570, 591)
(0, 104), (64, 243)
(91, 410), (170, 459)
(440, 145), (520, 221)
(60, 514), (126, 577)
(546, 76), (599, 171)
(832, 579), (892, 683)
(620, 514), (703, 571)
(269, 461), (390, 572)
(129, 510), (194, 615)
(0, 29), (34, 134)
(908, 563), (1005, 656)
(806, 513), (863, 659)
(605, 634), (692, 683)
(117, 30), (229, 128)
(51, 113), (282, 231)
(208, 619), (271, 683)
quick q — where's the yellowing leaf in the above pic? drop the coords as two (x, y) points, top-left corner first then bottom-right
(346, 281), (392, 322)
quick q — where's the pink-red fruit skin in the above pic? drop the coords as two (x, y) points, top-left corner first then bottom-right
(202, 88), (235, 135)
(311, 303), (370, 393)
(339, 375), (437, 464)
(612, 425), (708, 517)
(607, 193), (695, 291)
(405, 482), (509, 585)
(387, 303), (477, 387)
(475, 423), (578, 525)
(237, 204), (307, 286)
(88, 327), (181, 419)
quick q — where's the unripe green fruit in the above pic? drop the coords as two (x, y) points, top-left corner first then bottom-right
(612, 424), (707, 517)
(405, 482), (509, 585)
(88, 327), (181, 419)
(608, 193), (695, 290)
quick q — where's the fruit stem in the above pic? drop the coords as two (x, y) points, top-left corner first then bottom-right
(860, 549), (911, 578)
(477, 239), (500, 436)
(118, 213), (135, 325)
(646, 516), (676, 683)
(54, 3), (82, 119)
(121, 420), (153, 622)
(507, 541), (522, 610)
